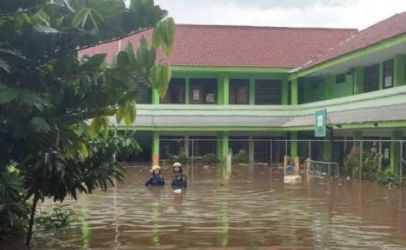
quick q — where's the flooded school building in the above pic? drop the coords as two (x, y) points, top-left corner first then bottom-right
(82, 12), (406, 172)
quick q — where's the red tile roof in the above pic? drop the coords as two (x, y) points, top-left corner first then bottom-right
(301, 11), (406, 70)
(80, 25), (357, 69)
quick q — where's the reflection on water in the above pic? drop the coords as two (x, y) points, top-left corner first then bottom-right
(33, 165), (406, 249)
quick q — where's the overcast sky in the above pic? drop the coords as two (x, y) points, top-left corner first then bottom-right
(155, 0), (406, 30)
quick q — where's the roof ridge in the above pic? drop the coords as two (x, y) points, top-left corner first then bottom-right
(358, 11), (406, 34)
(297, 11), (406, 71)
(175, 23), (358, 31)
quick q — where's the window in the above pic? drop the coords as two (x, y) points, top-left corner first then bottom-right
(255, 79), (282, 105)
(190, 78), (217, 104)
(160, 136), (185, 159)
(189, 136), (217, 157)
(383, 60), (394, 89)
(363, 64), (380, 93)
(336, 74), (346, 84)
(229, 79), (249, 104)
(162, 78), (185, 104)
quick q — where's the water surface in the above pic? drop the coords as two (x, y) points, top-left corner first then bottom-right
(34, 165), (406, 249)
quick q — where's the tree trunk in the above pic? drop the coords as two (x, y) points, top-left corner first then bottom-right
(26, 193), (39, 246)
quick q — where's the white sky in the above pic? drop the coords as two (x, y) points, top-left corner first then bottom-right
(155, 0), (406, 30)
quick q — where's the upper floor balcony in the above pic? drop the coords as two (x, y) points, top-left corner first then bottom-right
(115, 84), (406, 132)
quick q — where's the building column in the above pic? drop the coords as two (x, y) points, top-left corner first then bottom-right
(248, 136), (255, 164)
(220, 74), (229, 105)
(152, 131), (160, 165)
(390, 131), (402, 173)
(290, 79), (298, 105)
(394, 54), (406, 86)
(290, 131), (298, 158)
(217, 133), (229, 162)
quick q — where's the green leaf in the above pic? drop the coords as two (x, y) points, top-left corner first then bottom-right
(124, 102), (136, 125)
(79, 54), (106, 71)
(0, 58), (10, 73)
(72, 8), (91, 28)
(80, 143), (89, 159)
(116, 105), (126, 124)
(33, 24), (59, 33)
(30, 117), (51, 132)
(89, 116), (102, 139)
(0, 84), (17, 104)
(116, 51), (129, 69)
(150, 64), (171, 99)
(152, 28), (161, 49)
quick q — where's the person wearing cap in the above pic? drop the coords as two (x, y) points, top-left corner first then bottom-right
(171, 162), (187, 189)
(145, 165), (165, 187)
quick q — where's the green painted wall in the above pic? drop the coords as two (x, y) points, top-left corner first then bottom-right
(395, 54), (406, 86)
(290, 79), (298, 105)
(326, 74), (354, 99)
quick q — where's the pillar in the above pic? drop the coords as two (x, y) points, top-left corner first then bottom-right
(290, 79), (298, 105)
(217, 133), (229, 162)
(248, 136), (255, 163)
(390, 131), (402, 173)
(152, 131), (160, 165)
(220, 74), (229, 105)
(290, 132), (298, 158)
(394, 55), (406, 86)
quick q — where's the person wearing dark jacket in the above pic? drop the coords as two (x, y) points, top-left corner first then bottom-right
(145, 165), (165, 187)
(171, 162), (187, 189)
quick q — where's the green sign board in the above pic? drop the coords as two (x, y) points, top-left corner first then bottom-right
(314, 109), (326, 137)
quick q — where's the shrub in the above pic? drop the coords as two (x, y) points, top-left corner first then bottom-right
(233, 150), (249, 164)
(35, 205), (75, 230)
(0, 168), (29, 243)
(201, 153), (220, 165)
(169, 153), (188, 164)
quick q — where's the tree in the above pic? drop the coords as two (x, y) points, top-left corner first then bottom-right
(0, 0), (174, 245)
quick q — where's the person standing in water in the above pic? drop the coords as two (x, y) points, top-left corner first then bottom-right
(171, 162), (187, 189)
(145, 165), (165, 187)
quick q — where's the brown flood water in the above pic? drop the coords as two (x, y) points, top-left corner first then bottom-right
(31, 165), (406, 249)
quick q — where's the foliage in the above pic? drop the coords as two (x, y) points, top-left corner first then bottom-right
(0, 0), (175, 245)
(35, 205), (75, 230)
(233, 150), (248, 164)
(375, 169), (398, 188)
(169, 153), (188, 164)
(344, 147), (399, 187)
(0, 167), (29, 243)
(201, 153), (220, 165)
